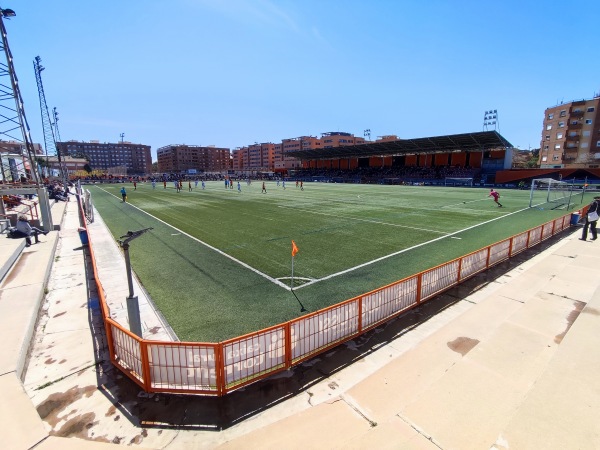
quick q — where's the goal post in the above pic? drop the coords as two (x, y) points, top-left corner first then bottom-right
(444, 177), (473, 187)
(529, 178), (575, 209)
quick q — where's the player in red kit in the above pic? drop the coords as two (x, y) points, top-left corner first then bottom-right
(489, 189), (503, 207)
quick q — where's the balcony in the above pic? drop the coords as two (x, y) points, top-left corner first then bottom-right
(565, 135), (580, 142)
(570, 110), (584, 117)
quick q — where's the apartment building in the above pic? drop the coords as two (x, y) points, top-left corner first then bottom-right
(231, 132), (367, 173)
(156, 144), (230, 173)
(539, 96), (600, 168)
(56, 140), (152, 175)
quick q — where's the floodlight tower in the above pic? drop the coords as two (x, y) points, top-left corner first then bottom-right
(34, 56), (58, 175)
(0, 7), (41, 184)
(483, 109), (500, 132)
(53, 107), (68, 185)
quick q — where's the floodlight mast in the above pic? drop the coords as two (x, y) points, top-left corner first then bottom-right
(118, 227), (153, 337)
(0, 7), (41, 185)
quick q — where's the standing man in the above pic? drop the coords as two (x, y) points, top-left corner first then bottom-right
(120, 186), (127, 202)
(580, 195), (599, 241)
(201, 180), (206, 190)
(489, 188), (503, 207)
(300, 181), (304, 191)
(151, 179), (156, 189)
(133, 180), (137, 190)
(237, 181), (241, 193)
(262, 181), (267, 194)
(189, 180), (192, 192)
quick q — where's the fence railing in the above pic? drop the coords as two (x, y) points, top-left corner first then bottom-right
(79, 193), (578, 396)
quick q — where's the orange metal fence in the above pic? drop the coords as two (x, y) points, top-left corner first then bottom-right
(79, 194), (576, 396)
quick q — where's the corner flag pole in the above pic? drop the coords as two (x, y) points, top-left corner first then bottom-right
(291, 240), (299, 289)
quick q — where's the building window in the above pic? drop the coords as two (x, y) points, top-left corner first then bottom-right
(556, 132), (563, 139)
(553, 155), (560, 161)
(597, 141), (600, 147)
(581, 142), (589, 148)
(546, 124), (552, 130)
(559, 110), (566, 117)
(587, 107), (595, 113)
(542, 156), (547, 162)
(558, 121), (565, 127)
(572, 120), (579, 125)
(586, 119), (593, 125)
(583, 131), (591, 137)
(548, 113), (554, 119)
(544, 145), (549, 150)
(555, 144), (561, 149)
(545, 135), (550, 140)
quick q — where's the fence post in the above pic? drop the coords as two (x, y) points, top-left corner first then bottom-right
(284, 322), (292, 369)
(216, 343), (225, 396)
(140, 340), (152, 392)
(357, 297), (363, 334)
(416, 273), (423, 305)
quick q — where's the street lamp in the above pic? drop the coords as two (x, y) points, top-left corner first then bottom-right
(118, 227), (153, 337)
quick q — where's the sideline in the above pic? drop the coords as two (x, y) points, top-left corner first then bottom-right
(94, 186), (290, 289)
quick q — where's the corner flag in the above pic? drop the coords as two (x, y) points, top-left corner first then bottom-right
(291, 240), (299, 257)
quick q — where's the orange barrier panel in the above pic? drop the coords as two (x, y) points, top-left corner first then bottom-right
(77, 187), (577, 396)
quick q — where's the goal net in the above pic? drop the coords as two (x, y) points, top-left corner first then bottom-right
(529, 178), (575, 209)
(444, 177), (473, 187)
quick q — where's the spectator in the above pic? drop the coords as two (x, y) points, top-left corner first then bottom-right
(15, 214), (48, 247)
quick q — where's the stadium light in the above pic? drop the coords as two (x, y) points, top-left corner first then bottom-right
(118, 227), (153, 337)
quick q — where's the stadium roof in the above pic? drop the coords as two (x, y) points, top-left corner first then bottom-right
(287, 130), (513, 160)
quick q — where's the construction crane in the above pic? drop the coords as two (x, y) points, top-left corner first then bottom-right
(0, 7), (41, 184)
(33, 55), (63, 180)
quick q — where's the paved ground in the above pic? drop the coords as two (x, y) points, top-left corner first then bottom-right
(3, 199), (600, 449)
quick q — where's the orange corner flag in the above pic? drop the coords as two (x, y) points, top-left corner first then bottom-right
(291, 240), (299, 257)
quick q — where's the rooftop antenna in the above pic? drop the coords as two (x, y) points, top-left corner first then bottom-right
(120, 132), (125, 143)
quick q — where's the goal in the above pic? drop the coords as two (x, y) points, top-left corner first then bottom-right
(444, 177), (473, 187)
(529, 178), (575, 209)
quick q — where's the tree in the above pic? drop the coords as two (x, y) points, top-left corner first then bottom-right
(83, 163), (93, 173)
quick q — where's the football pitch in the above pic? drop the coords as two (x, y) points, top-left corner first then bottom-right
(89, 181), (586, 342)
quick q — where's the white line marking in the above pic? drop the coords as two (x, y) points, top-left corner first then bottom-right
(443, 198), (490, 208)
(95, 186), (544, 292)
(277, 205), (448, 234)
(94, 186), (291, 289)
(294, 205), (533, 290)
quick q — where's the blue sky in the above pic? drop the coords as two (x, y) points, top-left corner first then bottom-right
(5, 0), (600, 161)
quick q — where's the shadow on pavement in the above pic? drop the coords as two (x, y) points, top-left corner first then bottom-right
(81, 229), (576, 431)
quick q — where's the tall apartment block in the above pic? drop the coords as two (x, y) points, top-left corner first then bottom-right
(56, 140), (152, 175)
(539, 96), (600, 168)
(156, 144), (230, 173)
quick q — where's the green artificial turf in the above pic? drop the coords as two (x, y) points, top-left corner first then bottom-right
(90, 181), (589, 342)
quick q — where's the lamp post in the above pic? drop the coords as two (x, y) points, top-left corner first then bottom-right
(118, 227), (153, 337)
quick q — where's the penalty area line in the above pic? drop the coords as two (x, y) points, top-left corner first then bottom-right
(295, 205), (533, 290)
(94, 186), (291, 290)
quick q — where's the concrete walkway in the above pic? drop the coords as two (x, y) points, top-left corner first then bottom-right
(1, 199), (599, 449)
